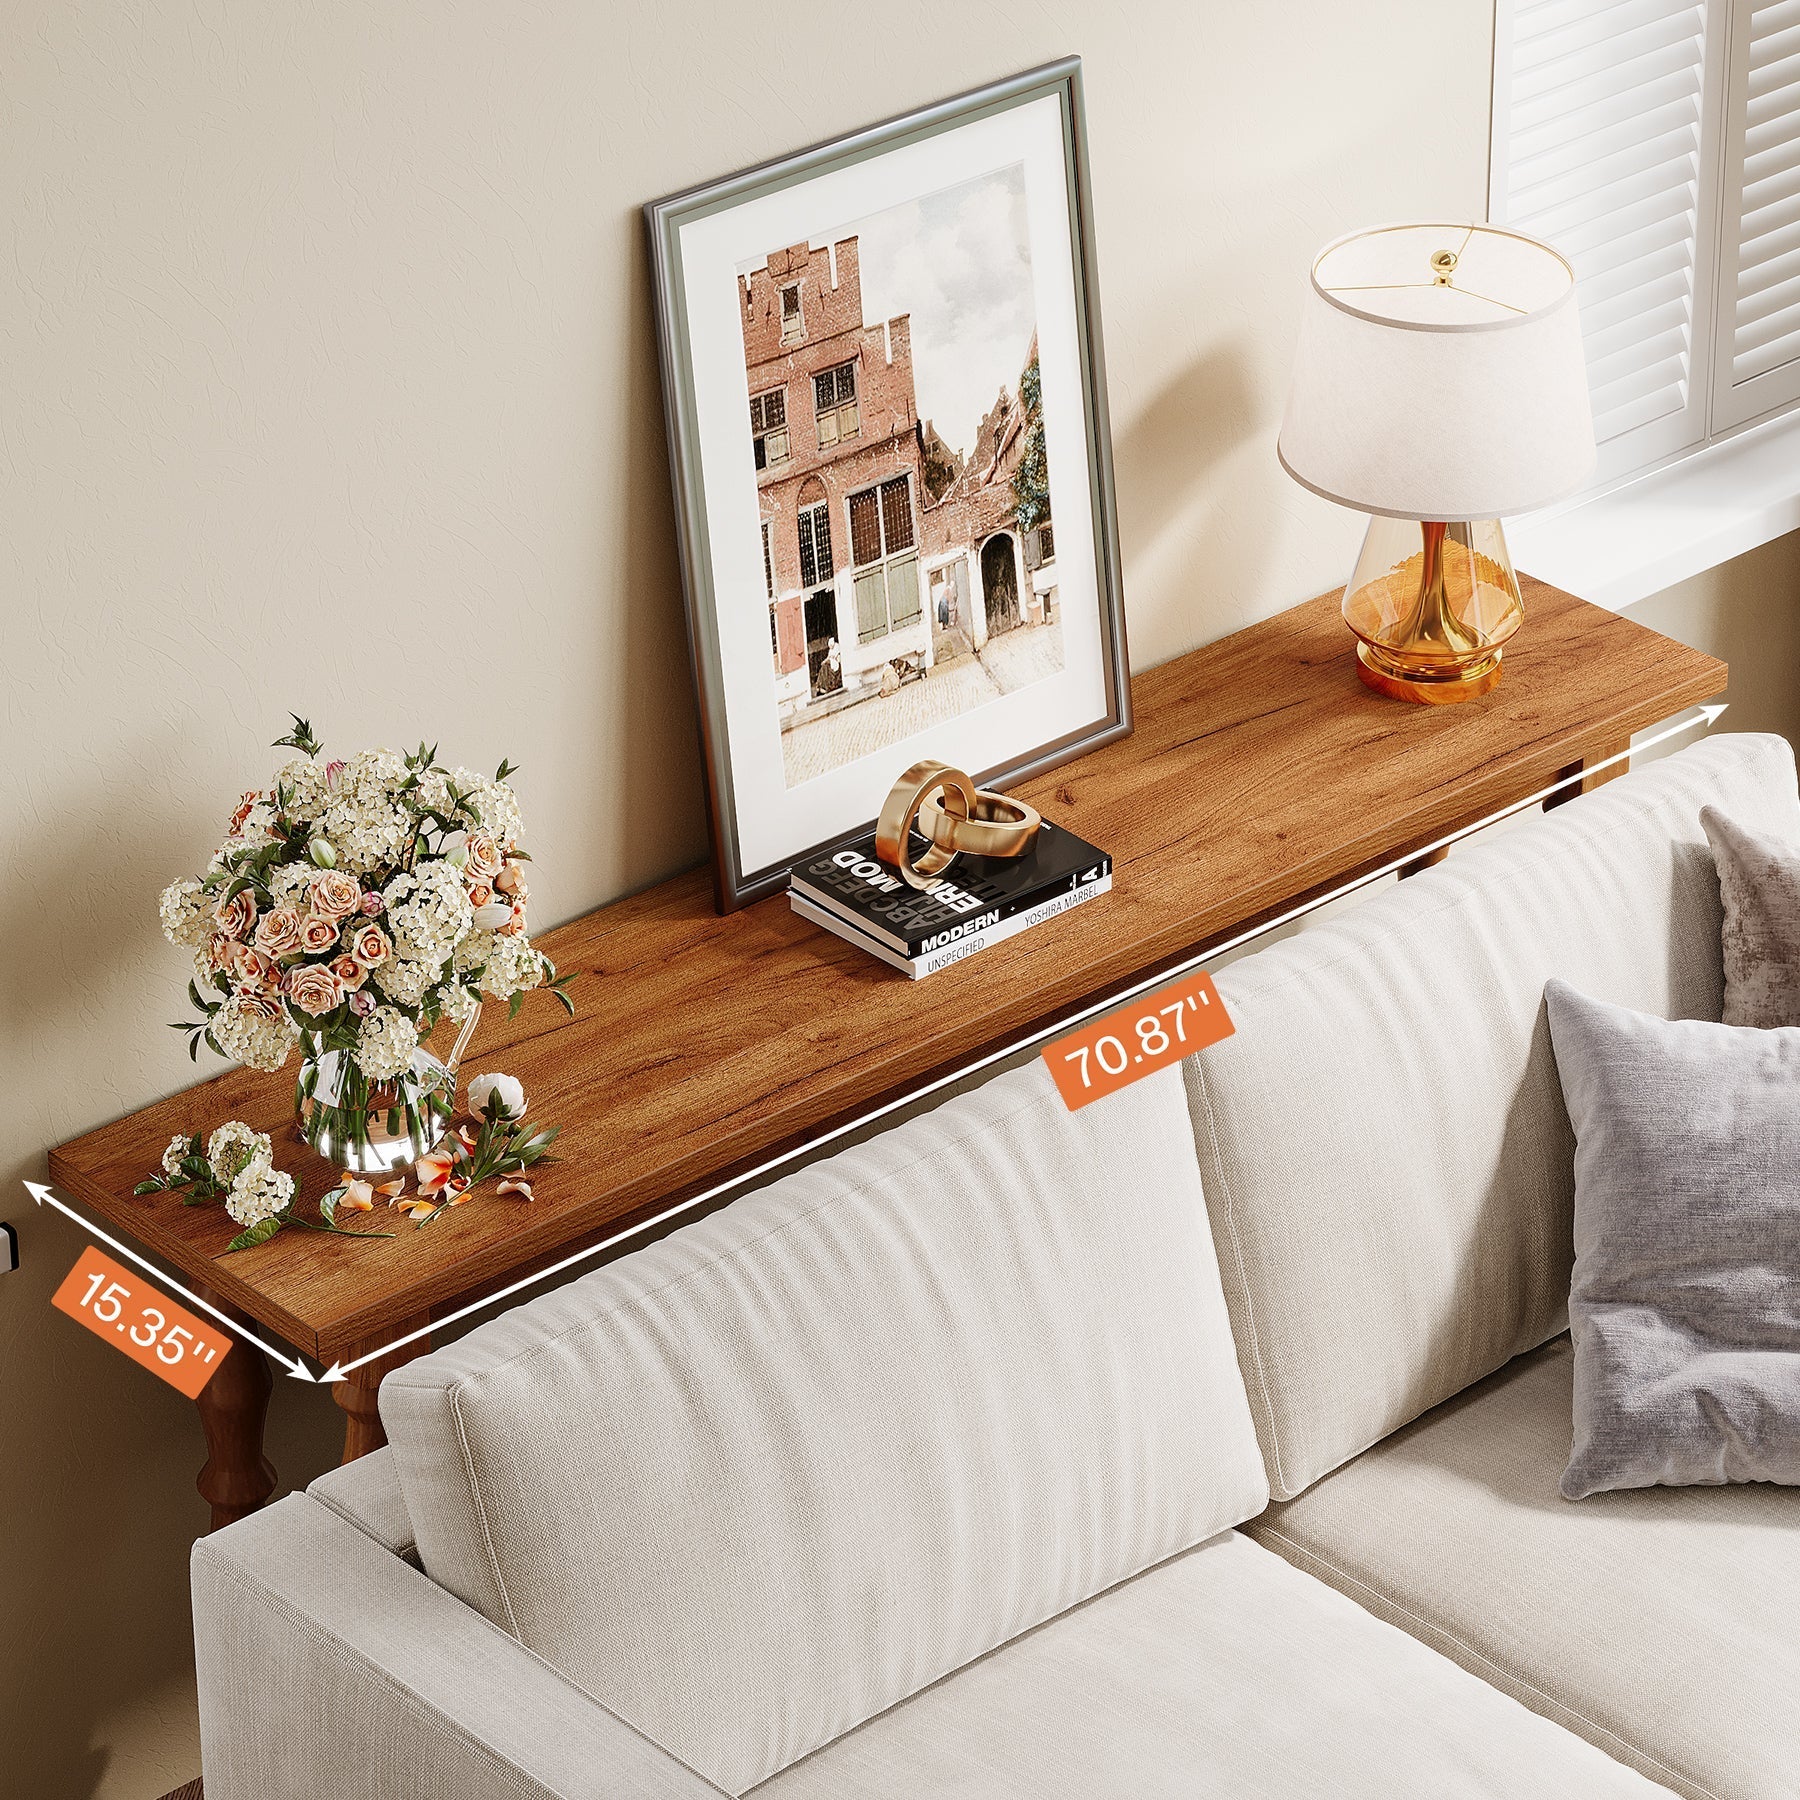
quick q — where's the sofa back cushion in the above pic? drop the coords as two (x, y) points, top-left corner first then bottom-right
(1182, 732), (1800, 1503)
(382, 1060), (1267, 1794)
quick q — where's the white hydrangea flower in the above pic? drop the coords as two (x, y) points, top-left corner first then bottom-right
(207, 1120), (273, 1186)
(210, 992), (300, 1074)
(267, 862), (314, 905)
(438, 980), (479, 1023)
(466, 778), (524, 853)
(159, 877), (213, 948)
(161, 1134), (192, 1178)
(383, 862), (471, 965)
(371, 956), (434, 1009)
(226, 1161), (294, 1229)
(274, 756), (331, 822)
(456, 928), (546, 1000)
(219, 799), (279, 856)
(356, 1004), (419, 1082)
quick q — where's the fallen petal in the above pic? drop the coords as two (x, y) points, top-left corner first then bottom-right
(497, 1177), (535, 1201)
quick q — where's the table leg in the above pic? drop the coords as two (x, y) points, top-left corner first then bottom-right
(1545, 733), (1631, 810)
(192, 1283), (277, 1533)
(1398, 846), (1451, 878)
(333, 1314), (432, 1464)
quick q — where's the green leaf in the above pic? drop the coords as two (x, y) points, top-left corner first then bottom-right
(224, 1216), (285, 1253)
(320, 1187), (342, 1225)
(508, 991), (524, 1020)
(132, 1178), (162, 1196)
(494, 757), (519, 783)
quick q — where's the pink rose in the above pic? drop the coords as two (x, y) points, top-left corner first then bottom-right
(464, 830), (503, 881)
(298, 914), (340, 955)
(465, 882), (494, 909)
(214, 888), (258, 942)
(309, 869), (362, 919)
(494, 863), (525, 896)
(231, 944), (281, 990)
(360, 890), (384, 916)
(329, 953), (367, 992)
(285, 963), (343, 1016)
(254, 905), (305, 958)
(499, 905), (527, 937)
(235, 989), (286, 1022)
(204, 932), (235, 975)
(349, 988), (376, 1017)
(225, 789), (261, 837)
(349, 922), (391, 968)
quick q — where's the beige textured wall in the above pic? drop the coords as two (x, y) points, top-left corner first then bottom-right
(1631, 531), (1800, 749)
(1, 3), (1787, 1794)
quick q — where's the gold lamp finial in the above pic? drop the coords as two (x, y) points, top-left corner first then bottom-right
(1430, 248), (1458, 285)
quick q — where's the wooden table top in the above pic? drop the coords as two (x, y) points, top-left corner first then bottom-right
(49, 579), (1726, 1362)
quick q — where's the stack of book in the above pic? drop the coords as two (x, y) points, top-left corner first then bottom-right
(788, 819), (1111, 978)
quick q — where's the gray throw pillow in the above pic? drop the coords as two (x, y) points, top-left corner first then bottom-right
(1544, 978), (1800, 1500)
(1702, 805), (1800, 1027)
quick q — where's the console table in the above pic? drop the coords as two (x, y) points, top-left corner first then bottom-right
(47, 578), (1725, 1528)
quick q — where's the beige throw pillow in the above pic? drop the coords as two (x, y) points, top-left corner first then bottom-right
(1703, 805), (1800, 1027)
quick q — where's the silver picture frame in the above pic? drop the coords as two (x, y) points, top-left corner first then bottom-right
(646, 56), (1130, 913)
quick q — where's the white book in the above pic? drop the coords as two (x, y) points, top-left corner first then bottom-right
(790, 873), (1113, 979)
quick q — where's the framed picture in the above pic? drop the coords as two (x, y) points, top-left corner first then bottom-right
(647, 57), (1129, 912)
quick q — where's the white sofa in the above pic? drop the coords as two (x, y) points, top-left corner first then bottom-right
(192, 732), (1800, 1800)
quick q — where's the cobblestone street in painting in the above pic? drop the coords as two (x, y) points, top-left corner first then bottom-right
(780, 620), (1063, 786)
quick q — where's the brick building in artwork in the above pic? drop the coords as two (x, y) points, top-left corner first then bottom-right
(918, 332), (1057, 662)
(742, 237), (929, 724)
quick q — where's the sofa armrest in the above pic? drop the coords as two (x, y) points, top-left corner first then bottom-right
(193, 1494), (729, 1800)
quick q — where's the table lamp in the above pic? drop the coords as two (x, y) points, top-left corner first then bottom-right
(1278, 223), (1595, 703)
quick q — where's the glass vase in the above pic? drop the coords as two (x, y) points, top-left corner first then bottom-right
(296, 1045), (453, 1175)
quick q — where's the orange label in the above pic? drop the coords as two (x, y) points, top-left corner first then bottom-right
(1044, 971), (1235, 1110)
(51, 1246), (232, 1398)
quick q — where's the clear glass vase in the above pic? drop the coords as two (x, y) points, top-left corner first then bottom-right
(296, 1045), (453, 1174)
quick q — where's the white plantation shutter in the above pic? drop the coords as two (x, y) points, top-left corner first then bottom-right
(1492, 0), (1727, 481)
(1712, 0), (1800, 426)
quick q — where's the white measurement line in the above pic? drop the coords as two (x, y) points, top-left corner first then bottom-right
(292, 704), (1726, 1380)
(26, 1181), (317, 1380)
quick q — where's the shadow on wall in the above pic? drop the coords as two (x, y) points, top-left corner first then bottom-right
(1110, 343), (1260, 630)
(609, 209), (710, 890)
(1628, 528), (1800, 755)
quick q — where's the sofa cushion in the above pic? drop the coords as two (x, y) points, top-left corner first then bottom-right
(381, 1060), (1267, 1794)
(750, 1529), (1668, 1798)
(1250, 1338), (1800, 1800)
(1703, 804), (1800, 1026)
(1545, 982), (1800, 1498)
(307, 1446), (417, 1564)
(1182, 732), (1800, 1500)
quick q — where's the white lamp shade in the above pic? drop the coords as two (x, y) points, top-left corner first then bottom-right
(1278, 224), (1596, 521)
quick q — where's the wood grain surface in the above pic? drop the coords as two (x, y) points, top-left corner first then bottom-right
(48, 580), (1726, 1362)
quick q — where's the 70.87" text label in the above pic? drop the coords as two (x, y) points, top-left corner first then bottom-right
(1044, 971), (1234, 1110)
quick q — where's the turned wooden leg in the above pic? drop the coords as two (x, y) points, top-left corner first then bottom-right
(192, 1283), (277, 1533)
(1545, 734), (1631, 810)
(1399, 846), (1451, 878)
(334, 1315), (431, 1464)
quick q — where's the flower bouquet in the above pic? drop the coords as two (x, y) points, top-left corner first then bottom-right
(159, 717), (575, 1174)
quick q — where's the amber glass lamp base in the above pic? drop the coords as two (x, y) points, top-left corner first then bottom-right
(1341, 517), (1523, 704)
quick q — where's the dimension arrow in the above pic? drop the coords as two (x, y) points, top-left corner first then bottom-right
(25, 1181), (317, 1381)
(314, 704), (1730, 1382)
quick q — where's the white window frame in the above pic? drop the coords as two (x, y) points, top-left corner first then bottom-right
(1492, 0), (1800, 606)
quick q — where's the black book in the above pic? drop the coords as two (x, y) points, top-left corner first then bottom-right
(789, 819), (1111, 957)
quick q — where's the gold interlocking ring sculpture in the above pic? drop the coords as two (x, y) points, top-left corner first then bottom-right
(918, 788), (1042, 860)
(876, 759), (978, 889)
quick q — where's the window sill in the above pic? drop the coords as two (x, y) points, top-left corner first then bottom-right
(1507, 408), (1800, 612)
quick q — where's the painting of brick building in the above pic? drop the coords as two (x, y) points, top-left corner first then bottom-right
(739, 165), (1061, 787)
